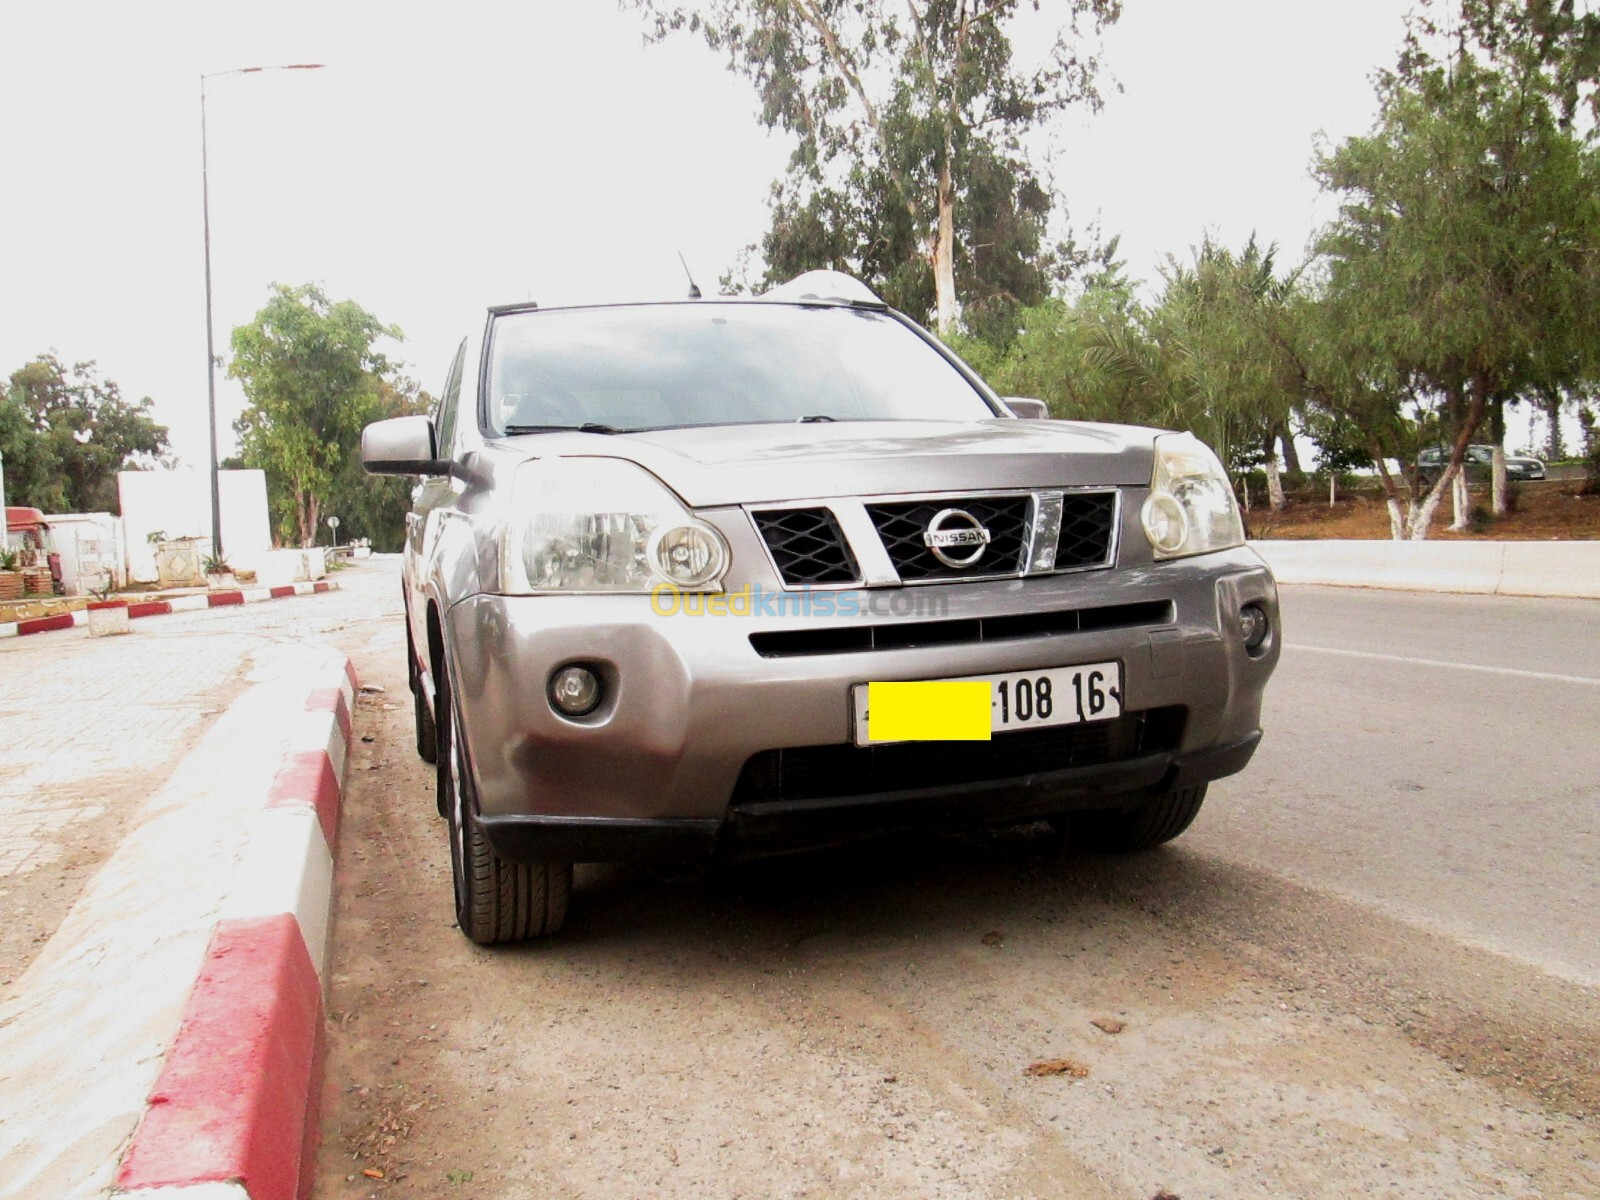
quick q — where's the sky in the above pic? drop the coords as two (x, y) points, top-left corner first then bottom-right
(0, 0), (1415, 473)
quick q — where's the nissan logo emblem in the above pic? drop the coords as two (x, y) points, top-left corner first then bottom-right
(923, 508), (991, 568)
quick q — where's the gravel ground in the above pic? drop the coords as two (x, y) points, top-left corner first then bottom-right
(314, 624), (1599, 1200)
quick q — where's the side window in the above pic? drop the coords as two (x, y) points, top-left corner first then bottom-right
(434, 340), (468, 456)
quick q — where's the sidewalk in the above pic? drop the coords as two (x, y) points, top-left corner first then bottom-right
(0, 559), (402, 1199)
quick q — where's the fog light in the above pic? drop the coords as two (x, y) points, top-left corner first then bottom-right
(1240, 603), (1269, 651)
(549, 665), (602, 716)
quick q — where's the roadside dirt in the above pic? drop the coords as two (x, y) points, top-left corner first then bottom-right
(1249, 478), (1600, 541)
(315, 646), (1600, 1200)
(0, 594), (89, 624)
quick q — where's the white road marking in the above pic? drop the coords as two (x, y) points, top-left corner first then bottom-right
(1286, 643), (1600, 687)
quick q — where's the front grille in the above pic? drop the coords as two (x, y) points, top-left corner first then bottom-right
(747, 599), (1173, 658)
(1055, 492), (1118, 569)
(753, 507), (859, 586)
(866, 495), (1032, 580)
(732, 707), (1186, 804)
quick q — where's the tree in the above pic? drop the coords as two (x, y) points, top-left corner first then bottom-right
(1413, 0), (1600, 515)
(1533, 385), (1570, 460)
(1578, 402), (1600, 493)
(321, 376), (434, 553)
(1144, 238), (1311, 508)
(230, 283), (400, 548)
(1314, 40), (1600, 538)
(1, 354), (169, 514)
(1414, 0), (1600, 131)
(943, 246), (1146, 421)
(977, 236), (1312, 506)
(635, 0), (1121, 334)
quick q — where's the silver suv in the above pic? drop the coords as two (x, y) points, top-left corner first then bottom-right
(362, 272), (1279, 943)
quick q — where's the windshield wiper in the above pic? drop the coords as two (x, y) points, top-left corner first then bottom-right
(503, 422), (626, 435)
(798, 414), (836, 423)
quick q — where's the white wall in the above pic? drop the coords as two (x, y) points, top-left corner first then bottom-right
(42, 512), (123, 595)
(117, 468), (272, 582)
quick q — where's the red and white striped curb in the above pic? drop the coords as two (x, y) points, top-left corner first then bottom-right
(112, 655), (357, 1200)
(0, 581), (335, 639)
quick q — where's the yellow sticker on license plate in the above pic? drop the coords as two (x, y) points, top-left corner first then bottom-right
(866, 680), (992, 742)
(853, 661), (1123, 747)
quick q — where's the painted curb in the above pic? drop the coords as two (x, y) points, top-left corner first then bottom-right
(0, 581), (335, 640)
(113, 656), (358, 1200)
(1251, 539), (1600, 599)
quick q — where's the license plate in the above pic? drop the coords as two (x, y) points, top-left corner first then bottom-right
(851, 661), (1122, 746)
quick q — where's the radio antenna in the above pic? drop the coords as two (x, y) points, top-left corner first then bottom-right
(677, 251), (703, 300)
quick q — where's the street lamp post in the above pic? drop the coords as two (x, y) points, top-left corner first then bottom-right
(200, 63), (323, 561)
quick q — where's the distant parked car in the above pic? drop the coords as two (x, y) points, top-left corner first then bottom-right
(1417, 444), (1546, 484)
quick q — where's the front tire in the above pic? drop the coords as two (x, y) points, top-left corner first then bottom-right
(439, 692), (571, 944)
(1069, 784), (1208, 853)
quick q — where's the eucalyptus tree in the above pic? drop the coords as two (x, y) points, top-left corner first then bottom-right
(633, 0), (1121, 334)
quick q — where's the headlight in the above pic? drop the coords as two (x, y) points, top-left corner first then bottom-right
(499, 458), (729, 594)
(1140, 433), (1244, 560)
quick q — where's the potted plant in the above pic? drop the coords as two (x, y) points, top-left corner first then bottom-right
(0, 550), (22, 602)
(86, 580), (131, 637)
(203, 553), (237, 589)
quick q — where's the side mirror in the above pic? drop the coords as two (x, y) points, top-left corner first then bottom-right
(362, 416), (448, 475)
(1001, 396), (1049, 420)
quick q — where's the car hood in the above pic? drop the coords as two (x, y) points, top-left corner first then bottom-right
(503, 419), (1158, 507)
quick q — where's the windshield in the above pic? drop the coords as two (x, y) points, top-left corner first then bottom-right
(484, 302), (997, 435)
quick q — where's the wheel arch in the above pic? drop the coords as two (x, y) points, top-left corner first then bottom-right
(426, 597), (447, 715)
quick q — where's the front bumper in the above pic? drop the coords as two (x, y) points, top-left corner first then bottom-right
(445, 546), (1278, 862)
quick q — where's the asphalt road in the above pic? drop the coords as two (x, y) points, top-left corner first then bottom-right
(1198, 585), (1600, 985)
(315, 570), (1600, 1199)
